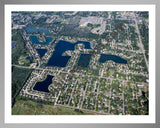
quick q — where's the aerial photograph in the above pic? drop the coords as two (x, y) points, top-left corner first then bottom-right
(11, 11), (149, 115)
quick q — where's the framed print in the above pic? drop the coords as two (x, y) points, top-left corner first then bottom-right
(1, 0), (159, 128)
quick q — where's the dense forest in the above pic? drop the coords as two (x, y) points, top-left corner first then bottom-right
(12, 30), (33, 65)
(12, 66), (33, 107)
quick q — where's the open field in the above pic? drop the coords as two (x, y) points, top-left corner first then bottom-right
(12, 99), (102, 115)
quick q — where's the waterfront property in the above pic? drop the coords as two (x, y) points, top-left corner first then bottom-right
(33, 75), (54, 93)
(78, 54), (91, 67)
(99, 54), (127, 64)
(30, 35), (53, 45)
(36, 49), (48, 58)
(47, 40), (91, 67)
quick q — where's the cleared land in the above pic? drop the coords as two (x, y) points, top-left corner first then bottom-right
(12, 99), (103, 115)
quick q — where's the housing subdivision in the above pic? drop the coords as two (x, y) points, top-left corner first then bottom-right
(12, 11), (149, 115)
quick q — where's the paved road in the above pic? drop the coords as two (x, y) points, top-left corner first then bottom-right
(134, 12), (149, 72)
(12, 64), (129, 82)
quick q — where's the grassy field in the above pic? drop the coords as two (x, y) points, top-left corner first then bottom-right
(12, 66), (33, 107)
(12, 99), (102, 115)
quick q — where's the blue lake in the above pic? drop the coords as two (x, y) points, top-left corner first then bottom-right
(25, 26), (50, 34)
(36, 49), (47, 58)
(78, 54), (91, 67)
(33, 75), (54, 93)
(53, 22), (61, 24)
(12, 42), (15, 49)
(30, 35), (53, 45)
(47, 40), (91, 67)
(99, 54), (127, 64)
(26, 56), (31, 60)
